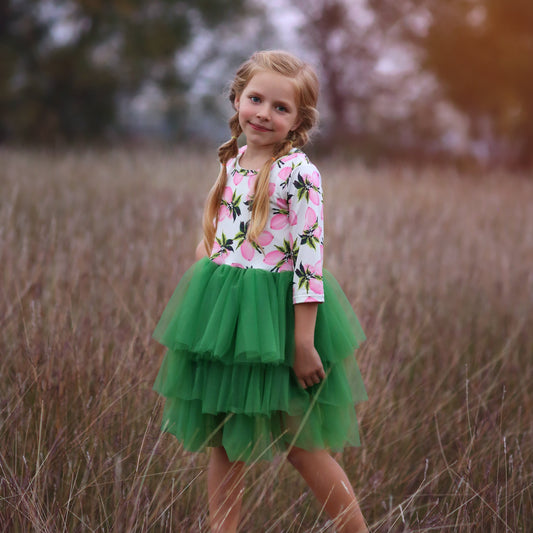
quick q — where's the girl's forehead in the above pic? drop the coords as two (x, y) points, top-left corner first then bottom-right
(244, 70), (298, 102)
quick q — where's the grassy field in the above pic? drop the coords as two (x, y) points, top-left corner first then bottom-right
(1, 147), (532, 532)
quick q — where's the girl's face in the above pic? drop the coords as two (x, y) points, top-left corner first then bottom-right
(234, 70), (301, 155)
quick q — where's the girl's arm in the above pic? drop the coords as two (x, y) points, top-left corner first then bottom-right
(293, 302), (325, 389)
(286, 158), (326, 388)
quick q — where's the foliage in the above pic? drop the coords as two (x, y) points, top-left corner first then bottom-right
(369, 0), (533, 166)
(293, 0), (533, 166)
(0, 0), (248, 143)
(292, 0), (385, 148)
(289, 0), (449, 162)
(419, 0), (533, 166)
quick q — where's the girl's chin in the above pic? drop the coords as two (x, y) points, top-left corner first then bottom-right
(245, 129), (287, 146)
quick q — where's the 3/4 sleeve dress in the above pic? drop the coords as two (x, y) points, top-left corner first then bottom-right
(152, 146), (367, 463)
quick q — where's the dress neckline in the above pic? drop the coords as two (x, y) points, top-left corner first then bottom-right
(235, 149), (258, 175)
(235, 146), (301, 175)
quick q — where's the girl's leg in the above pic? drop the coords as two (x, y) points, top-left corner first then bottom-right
(287, 446), (368, 533)
(207, 446), (245, 533)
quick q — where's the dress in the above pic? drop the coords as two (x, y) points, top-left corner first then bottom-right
(152, 146), (367, 463)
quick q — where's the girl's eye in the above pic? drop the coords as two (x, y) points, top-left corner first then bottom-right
(276, 105), (288, 113)
(250, 96), (260, 103)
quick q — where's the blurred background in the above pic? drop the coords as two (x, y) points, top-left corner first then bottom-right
(2, 0), (533, 168)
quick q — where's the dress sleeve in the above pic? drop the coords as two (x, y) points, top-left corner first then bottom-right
(287, 161), (325, 304)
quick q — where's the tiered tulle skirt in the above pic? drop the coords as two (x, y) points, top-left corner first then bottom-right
(153, 257), (367, 463)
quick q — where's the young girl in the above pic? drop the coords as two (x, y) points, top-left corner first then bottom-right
(153, 50), (368, 532)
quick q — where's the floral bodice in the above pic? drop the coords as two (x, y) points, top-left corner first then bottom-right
(210, 146), (324, 304)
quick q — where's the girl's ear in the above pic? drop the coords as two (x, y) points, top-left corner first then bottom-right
(234, 95), (240, 111)
(291, 119), (302, 133)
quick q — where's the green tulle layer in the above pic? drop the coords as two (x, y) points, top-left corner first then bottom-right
(153, 258), (367, 463)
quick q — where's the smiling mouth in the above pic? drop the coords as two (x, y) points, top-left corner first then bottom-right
(249, 122), (272, 132)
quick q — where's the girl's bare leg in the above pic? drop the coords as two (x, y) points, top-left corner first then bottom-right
(287, 446), (368, 532)
(208, 447), (245, 533)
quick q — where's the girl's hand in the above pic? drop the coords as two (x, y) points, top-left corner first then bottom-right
(293, 342), (326, 389)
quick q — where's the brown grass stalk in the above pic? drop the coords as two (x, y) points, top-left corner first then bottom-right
(0, 147), (531, 532)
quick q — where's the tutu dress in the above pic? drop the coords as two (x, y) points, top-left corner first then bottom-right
(153, 147), (367, 463)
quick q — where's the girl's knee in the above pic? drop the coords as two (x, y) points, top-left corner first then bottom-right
(211, 446), (244, 468)
(287, 446), (334, 471)
(211, 446), (230, 462)
(287, 446), (314, 469)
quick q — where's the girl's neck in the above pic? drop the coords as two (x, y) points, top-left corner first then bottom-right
(239, 145), (273, 171)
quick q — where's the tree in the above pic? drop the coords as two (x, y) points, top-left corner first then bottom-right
(419, 0), (533, 166)
(292, 0), (382, 149)
(370, 0), (533, 166)
(290, 0), (445, 161)
(0, 0), (250, 143)
(291, 0), (533, 166)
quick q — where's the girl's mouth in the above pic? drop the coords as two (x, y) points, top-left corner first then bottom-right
(249, 122), (272, 132)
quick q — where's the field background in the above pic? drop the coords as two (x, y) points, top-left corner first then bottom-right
(1, 147), (532, 532)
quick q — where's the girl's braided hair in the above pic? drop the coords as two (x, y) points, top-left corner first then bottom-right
(202, 50), (319, 253)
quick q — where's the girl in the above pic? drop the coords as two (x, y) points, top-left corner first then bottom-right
(153, 50), (368, 532)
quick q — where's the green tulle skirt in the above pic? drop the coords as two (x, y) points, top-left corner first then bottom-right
(152, 257), (367, 463)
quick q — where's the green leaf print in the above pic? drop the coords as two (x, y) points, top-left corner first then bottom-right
(221, 190), (243, 221)
(211, 232), (234, 259)
(235, 221), (264, 254)
(299, 221), (320, 250)
(291, 241), (300, 265)
(295, 264), (323, 292)
(235, 220), (248, 247)
(294, 172), (320, 203)
(268, 239), (299, 272)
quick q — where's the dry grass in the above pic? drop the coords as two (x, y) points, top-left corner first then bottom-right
(1, 147), (532, 532)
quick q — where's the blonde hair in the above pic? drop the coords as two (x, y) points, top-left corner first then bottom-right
(202, 50), (319, 253)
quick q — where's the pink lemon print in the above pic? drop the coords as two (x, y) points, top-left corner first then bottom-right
(241, 240), (255, 261)
(278, 166), (292, 184)
(306, 171), (321, 205)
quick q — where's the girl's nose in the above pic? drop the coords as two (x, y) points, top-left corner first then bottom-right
(256, 105), (270, 120)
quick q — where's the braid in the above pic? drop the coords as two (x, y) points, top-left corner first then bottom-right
(218, 114), (241, 164)
(202, 114), (242, 254)
(201, 50), (320, 255)
(292, 129), (308, 148)
(247, 137), (294, 243)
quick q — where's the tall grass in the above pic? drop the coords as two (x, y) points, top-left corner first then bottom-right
(1, 147), (531, 532)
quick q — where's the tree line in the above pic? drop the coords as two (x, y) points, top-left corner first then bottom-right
(1, 0), (532, 167)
